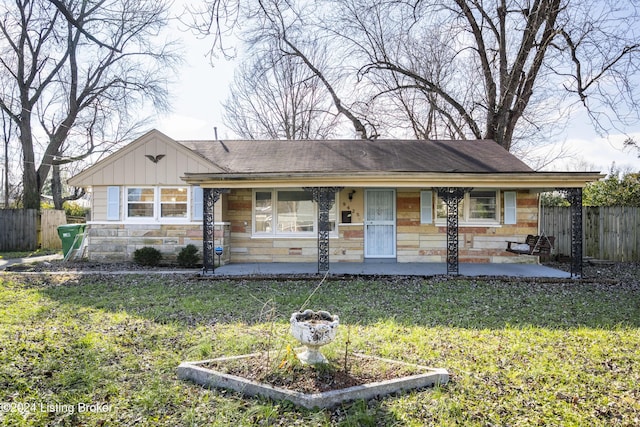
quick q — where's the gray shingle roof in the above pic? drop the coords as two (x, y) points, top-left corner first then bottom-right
(179, 139), (533, 174)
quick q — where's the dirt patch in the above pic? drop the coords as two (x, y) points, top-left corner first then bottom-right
(546, 260), (640, 283)
(3, 259), (196, 273)
(204, 352), (423, 394)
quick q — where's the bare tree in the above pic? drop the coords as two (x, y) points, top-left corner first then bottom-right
(187, 0), (377, 139)
(0, 0), (180, 209)
(361, 30), (473, 140)
(623, 137), (640, 159)
(1, 109), (15, 207)
(332, 0), (640, 150)
(187, 0), (640, 153)
(224, 45), (343, 139)
(0, 76), (21, 207)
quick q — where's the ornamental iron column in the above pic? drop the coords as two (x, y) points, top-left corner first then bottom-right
(563, 188), (583, 279)
(202, 188), (227, 276)
(436, 187), (471, 275)
(303, 187), (343, 274)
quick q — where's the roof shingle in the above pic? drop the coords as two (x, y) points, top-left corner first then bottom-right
(179, 139), (533, 174)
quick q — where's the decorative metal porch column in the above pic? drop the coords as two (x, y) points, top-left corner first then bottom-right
(436, 187), (471, 275)
(202, 187), (228, 276)
(303, 187), (343, 274)
(563, 188), (583, 279)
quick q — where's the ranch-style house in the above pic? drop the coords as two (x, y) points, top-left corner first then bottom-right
(67, 129), (603, 277)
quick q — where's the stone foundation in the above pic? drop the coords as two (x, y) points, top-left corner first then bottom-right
(85, 223), (230, 265)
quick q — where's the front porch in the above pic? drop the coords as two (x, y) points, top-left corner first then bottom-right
(202, 186), (586, 278)
(213, 261), (571, 278)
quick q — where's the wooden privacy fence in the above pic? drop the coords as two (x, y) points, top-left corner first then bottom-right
(0, 209), (67, 251)
(542, 206), (640, 262)
(41, 210), (67, 249)
(0, 209), (38, 251)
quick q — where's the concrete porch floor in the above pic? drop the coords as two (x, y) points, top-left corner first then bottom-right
(213, 262), (572, 278)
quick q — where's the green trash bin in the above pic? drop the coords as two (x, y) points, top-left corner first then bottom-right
(57, 224), (86, 257)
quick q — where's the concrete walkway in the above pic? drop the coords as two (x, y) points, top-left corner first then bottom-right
(213, 262), (572, 278)
(0, 254), (63, 271)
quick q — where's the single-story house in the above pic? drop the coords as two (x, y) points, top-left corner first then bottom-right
(67, 129), (603, 277)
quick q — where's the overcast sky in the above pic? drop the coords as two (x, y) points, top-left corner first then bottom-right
(150, 19), (640, 175)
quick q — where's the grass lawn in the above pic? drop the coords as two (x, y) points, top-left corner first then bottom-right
(1, 272), (639, 426)
(0, 250), (60, 260)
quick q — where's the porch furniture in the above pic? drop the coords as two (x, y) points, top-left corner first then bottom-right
(506, 234), (555, 256)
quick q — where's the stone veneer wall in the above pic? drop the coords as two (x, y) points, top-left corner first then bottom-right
(225, 188), (539, 264)
(82, 188), (539, 264)
(332, 225), (364, 262)
(226, 189), (315, 262)
(86, 223), (230, 265)
(226, 189), (365, 263)
(396, 189), (540, 263)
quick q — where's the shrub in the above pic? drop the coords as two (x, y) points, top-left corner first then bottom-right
(40, 201), (55, 210)
(63, 201), (90, 217)
(177, 244), (200, 267)
(133, 247), (162, 266)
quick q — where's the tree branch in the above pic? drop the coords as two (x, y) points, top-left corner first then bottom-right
(48, 0), (122, 52)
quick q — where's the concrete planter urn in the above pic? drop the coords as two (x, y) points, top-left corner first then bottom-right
(290, 310), (339, 365)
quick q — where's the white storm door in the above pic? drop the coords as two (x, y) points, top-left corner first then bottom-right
(365, 189), (396, 258)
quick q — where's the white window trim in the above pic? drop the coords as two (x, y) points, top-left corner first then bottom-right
(434, 189), (501, 226)
(123, 186), (193, 223)
(159, 187), (190, 221)
(124, 186), (155, 222)
(252, 188), (339, 238)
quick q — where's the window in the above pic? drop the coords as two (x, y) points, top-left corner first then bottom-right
(253, 189), (337, 236)
(127, 188), (154, 218)
(255, 191), (273, 232)
(160, 188), (188, 218)
(469, 190), (496, 220)
(436, 190), (499, 223)
(436, 196), (463, 220)
(124, 186), (191, 221)
(277, 190), (314, 232)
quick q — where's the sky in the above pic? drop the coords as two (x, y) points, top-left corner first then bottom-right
(149, 17), (640, 176)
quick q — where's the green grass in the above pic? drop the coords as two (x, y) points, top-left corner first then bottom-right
(0, 249), (60, 260)
(0, 273), (639, 426)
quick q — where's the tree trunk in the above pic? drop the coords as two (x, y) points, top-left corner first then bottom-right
(51, 163), (63, 210)
(3, 132), (9, 208)
(20, 119), (40, 210)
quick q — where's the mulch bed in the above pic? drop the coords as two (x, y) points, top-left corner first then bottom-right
(203, 352), (423, 394)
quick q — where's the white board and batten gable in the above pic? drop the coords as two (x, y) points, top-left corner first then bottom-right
(68, 129), (219, 187)
(68, 129), (220, 222)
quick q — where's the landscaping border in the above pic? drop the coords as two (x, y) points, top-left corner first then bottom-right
(178, 352), (449, 409)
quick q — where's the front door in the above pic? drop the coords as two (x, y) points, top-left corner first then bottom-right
(364, 189), (396, 259)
